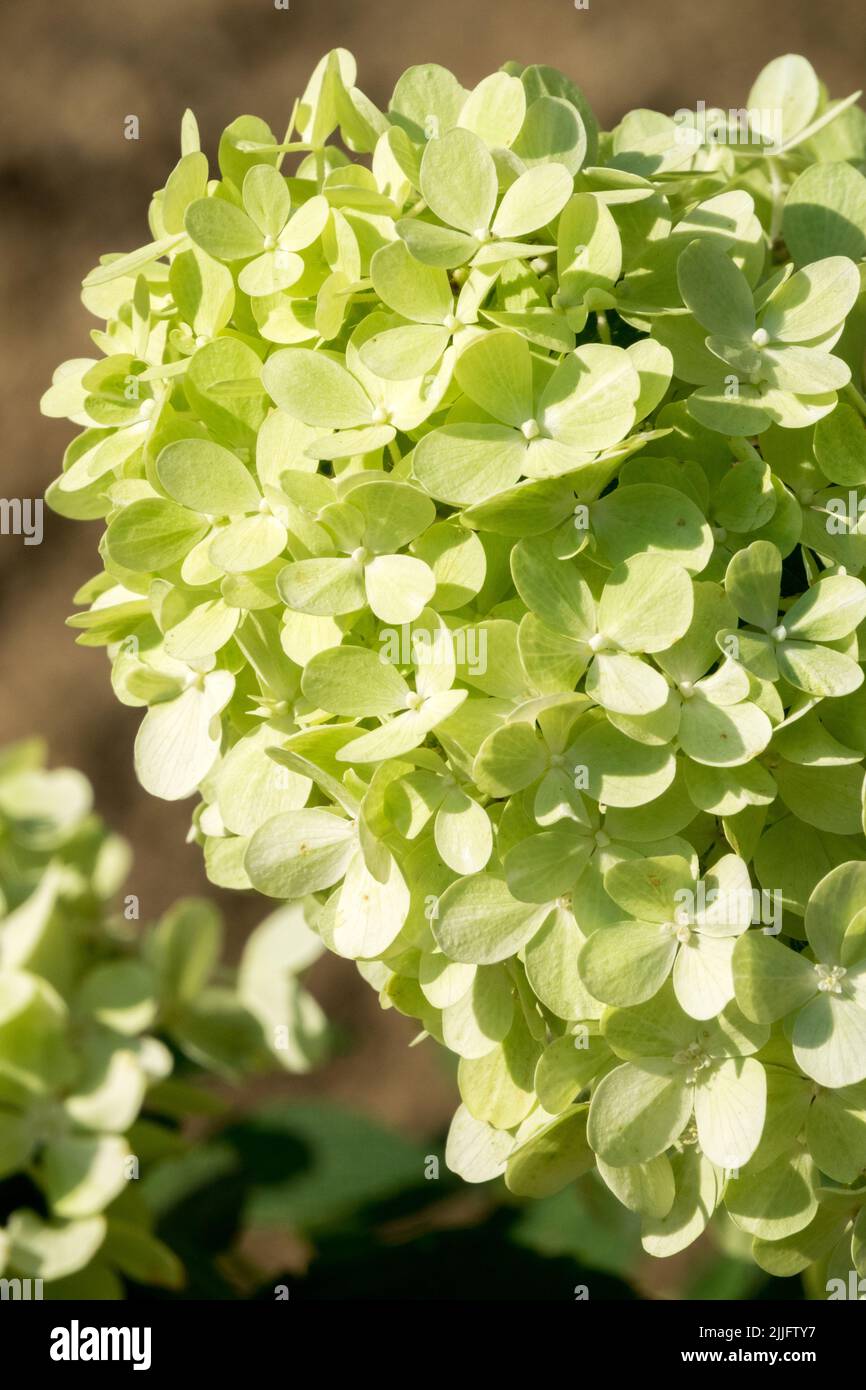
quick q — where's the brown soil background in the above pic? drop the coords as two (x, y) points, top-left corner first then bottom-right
(1, 0), (864, 1142)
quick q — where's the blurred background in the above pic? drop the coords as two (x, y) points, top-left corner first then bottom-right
(1, 0), (861, 1297)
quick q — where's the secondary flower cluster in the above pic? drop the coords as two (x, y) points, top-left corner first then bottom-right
(44, 51), (866, 1280)
(0, 741), (327, 1295)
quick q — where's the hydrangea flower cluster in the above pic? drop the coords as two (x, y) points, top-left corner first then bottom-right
(0, 741), (327, 1296)
(44, 51), (866, 1280)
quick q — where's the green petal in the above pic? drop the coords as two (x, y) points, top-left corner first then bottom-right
(579, 921), (677, 1007)
(185, 197), (262, 261)
(598, 553), (694, 654)
(420, 127), (497, 234)
(524, 906), (601, 1020)
(491, 163), (572, 239)
(806, 1083), (866, 1184)
(43, 1135), (129, 1219)
(245, 808), (356, 898)
(454, 329), (533, 426)
(278, 557), (367, 616)
(732, 930), (817, 1023)
(679, 695), (772, 768)
(678, 239), (756, 339)
(441, 964), (513, 1058)
(567, 720), (676, 808)
(209, 513), (287, 573)
(587, 1060), (692, 1165)
(371, 239), (453, 323)
(806, 861), (866, 964)
(105, 499), (208, 573)
(590, 483), (713, 573)
(784, 574), (866, 642)
(641, 1147), (723, 1257)
(673, 934), (736, 1020)
(539, 344), (639, 452)
(444, 1103), (515, 1183)
(434, 874), (550, 964)
(535, 1032), (610, 1110)
(473, 721), (548, 797)
(511, 536), (594, 639)
(760, 256), (860, 343)
(302, 644), (409, 716)
(364, 554), (436, 623)
(728, 1145), (817, 1245)
(262, 348), (371, 428)
(458, 1016), (541, 1128)
(413, 423), (526, 505)
(332, 847), (409, 958)
(504, 827), (593, 903)
(505, 1106), (594, 1197)
(359, 323), (451, 380)
(458, 72), (526, 147)
(597, 1153), (676, 1218)
(724, 539), (781, 630)
(134, 675), (233, 801)
(693, 1055), (766, 1169)
(793, 992), (866, 1087)
(434, 789), (493, 875)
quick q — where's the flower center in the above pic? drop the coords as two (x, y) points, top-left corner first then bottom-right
(751, 327), (770, 347)
(771, 624), (787, 642)
(662, 920), (693, 944)
(350, 547), (369, 567)
(673, 1041), (712, 1083)
(815, 963), (847, 994)
(263, 234), (276, 251)
(371, 405), (391, 425)
(520, 418), (540, 441)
